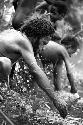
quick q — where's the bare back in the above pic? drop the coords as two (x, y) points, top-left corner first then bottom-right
(0, 29), (32, 64)
(39, 41), (65, 64)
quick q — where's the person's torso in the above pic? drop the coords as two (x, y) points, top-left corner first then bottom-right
(0, 29), (22, 65)
(39, 41), (63, 64)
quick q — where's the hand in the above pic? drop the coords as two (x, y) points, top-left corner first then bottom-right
(53, 95), (68, 118)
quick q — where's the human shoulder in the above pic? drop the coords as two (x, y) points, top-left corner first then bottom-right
(48, 40), (62, 47)
(0, 29), (33, 52)
(4, 29), (28, 42)
(48, 40), (67, 53)
(0, 29), (21, 37)
(13, 30), (33, 53)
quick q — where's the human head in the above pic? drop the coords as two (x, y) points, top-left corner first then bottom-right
(61, 35), (80, 56)
(20, 12), (55, 41)
(20, 12), (55, 55)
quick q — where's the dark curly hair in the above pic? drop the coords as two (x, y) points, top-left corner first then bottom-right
(61, 35), (80, 54)
(20, 13), (55, 38)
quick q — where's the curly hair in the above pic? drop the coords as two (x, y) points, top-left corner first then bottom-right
(20, 13), (55, 38)
(61, 35), (80, 53)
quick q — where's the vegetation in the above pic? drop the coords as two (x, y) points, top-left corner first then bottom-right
(0, 0), (83, 125)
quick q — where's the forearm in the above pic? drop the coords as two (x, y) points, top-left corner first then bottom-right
(20, 46), (56, 99)
(61, 46), (77, 92)
(62, 47), (73, 75)
(30, 64), (56, 100)
(64, 59), (77, 93)
(64, 57), (74, 80)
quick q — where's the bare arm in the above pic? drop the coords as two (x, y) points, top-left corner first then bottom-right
(16, 38), (68, 118)
(61, 46), (77, 93)
(18, 38), (56, 100)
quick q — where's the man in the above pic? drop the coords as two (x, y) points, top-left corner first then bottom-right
(45, 0), (81, 33)
(39, 35), (80, 93)
(12, 0), (81, 33)
(0, 16), (68, 118)
(36, 0), (81, 34)
(12, 0), (67, 30)
(12, 0), (44, 30)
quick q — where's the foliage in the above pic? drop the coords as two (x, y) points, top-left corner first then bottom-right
(0, 0), (83, 125)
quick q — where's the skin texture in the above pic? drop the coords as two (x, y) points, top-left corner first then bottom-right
(39, 40), (77, 93)
(0, 29), (67, 118)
